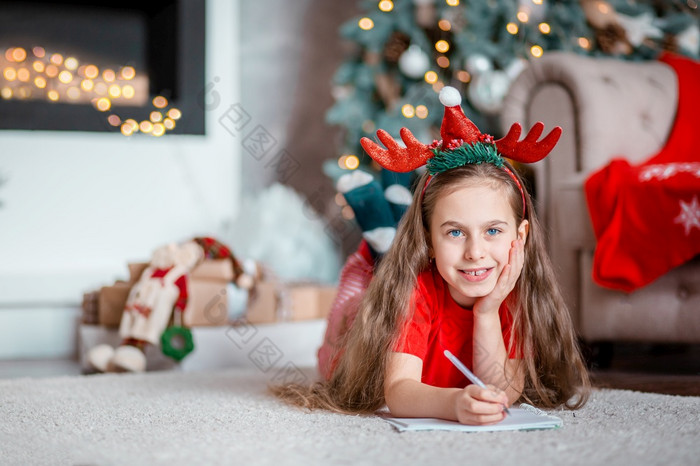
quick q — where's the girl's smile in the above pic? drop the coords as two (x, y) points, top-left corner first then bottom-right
(458, 267), (494, 282)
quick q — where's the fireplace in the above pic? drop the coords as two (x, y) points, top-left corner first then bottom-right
(0, 0), (205, 135)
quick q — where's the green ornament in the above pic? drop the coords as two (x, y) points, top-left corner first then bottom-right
(160, 326), (195, 361)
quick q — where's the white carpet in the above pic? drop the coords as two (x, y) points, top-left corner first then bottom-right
(1, 367), (699, 466)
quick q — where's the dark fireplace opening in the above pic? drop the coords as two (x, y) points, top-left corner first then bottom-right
(0, 0), (205, 135)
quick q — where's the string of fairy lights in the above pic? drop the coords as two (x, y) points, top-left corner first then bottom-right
(0, 45), (181, 136)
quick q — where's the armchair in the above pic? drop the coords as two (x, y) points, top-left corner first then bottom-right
(500, 52), (700, 345)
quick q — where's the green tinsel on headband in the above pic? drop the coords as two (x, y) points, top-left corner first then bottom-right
(427, 142), (504, 175)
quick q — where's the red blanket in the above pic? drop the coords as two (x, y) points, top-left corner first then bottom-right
(584, 53), (700, 293)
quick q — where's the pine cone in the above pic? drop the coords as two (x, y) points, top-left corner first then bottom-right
(595, 23), (631, 55)
(384, 31), (410, 64)
(661, 33), (679, 54)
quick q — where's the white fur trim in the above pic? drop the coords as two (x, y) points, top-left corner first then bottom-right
(362, 227), (396, 253)
(384, 184), (412, 206)
(336, 170), (373, 193)
(112, 345), (147, 373)
(439, 86), (462, 107)
(87, 344), (115, 373)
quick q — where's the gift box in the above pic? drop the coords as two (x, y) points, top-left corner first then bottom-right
(191, 259), (234, 282)
(182, 259), (233, 326)
(246, 281), (337, 324)
(98, 281), (131, 328)
(128, 262), (149, 283)
(81, 290), (100, 325)
(285, 284), (337, 321)
(245, 282), (279, 324)
(183, 280), (230, 327)
(97, 262), (149, 327)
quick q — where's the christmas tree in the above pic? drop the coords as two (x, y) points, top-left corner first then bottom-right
(324, 0), (699, 182)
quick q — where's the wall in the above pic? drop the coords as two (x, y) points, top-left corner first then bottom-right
(0, 0), (240, 359)
(239, 0), (361, 258)
(239, 0), (313, 193)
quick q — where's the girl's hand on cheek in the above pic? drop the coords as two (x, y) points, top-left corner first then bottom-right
(473, 239), (524, 315)
(453, 384), (509, 425)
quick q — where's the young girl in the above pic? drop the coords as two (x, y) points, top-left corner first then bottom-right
(275, 87), (590, 424)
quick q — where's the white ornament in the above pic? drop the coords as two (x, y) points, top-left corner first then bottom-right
(677, 24), (700, 56)
(398, 45), (430, 79)
(464, 54), (493, 77)
(617, 12), (663, 47)
(467, 70), (511, 115)
(674, 196), (700, 236)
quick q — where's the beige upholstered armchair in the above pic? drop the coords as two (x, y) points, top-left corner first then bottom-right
(500, 52), (700, 346)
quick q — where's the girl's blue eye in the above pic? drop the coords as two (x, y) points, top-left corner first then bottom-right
(448, 229), (463, 238)
(486, 228), (500, 236)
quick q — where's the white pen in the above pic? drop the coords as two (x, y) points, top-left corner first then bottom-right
(443, 349), (511, 415)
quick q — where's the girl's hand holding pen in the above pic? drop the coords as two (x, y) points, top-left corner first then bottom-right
(444, 349), (512, 424)
(452, 384), (509, 425)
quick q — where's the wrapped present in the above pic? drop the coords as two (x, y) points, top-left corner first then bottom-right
(184, 283), (230, 327)
(245, 281), (279, 324)
(81, 290), (100, 325)
(182, 259), (233, 326)
(128, 262), (149, 284)
(246, 281), (336, 324)
(96, 262), (148, 328)
(98, 281), (131, 328)
(284, 284), (337, 321)
(191, 259), (235, 281)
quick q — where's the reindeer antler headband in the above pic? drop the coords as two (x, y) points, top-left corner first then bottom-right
(359, 86), (562, 216)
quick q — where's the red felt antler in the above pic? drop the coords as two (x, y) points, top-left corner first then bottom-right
(495, 122), (562, 164)
(360, 127), (433, 173)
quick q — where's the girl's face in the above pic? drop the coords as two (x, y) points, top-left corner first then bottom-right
(428, 181), (528, 308)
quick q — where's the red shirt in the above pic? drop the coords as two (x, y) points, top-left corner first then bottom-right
(394, 266), (518, 388)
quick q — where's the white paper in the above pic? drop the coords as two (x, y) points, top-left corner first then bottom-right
(381, 405), (562, 432)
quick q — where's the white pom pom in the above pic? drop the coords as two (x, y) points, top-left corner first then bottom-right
(439, 86), (462, 107)
(336, 170), (373, 193)
(384, 184), (412, 206)
(363, 227), (396, 254)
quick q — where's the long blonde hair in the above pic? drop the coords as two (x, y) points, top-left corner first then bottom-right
(273, 162), (590, 412)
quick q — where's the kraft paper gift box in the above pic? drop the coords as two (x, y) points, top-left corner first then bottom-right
(182, 281), (229, 326)
(97, 263), (148, 328)
(285, 284), (337, 321)
(98, 281), (131, 328)
(82, 290), (100, 325)
(245, 282), (337, 324)
(183, 259), (234, 327)
(244, 281), (279, 324)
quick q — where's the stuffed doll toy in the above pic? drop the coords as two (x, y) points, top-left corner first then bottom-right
(87, 240), (204, 373)
(88, 237), (260, 373)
